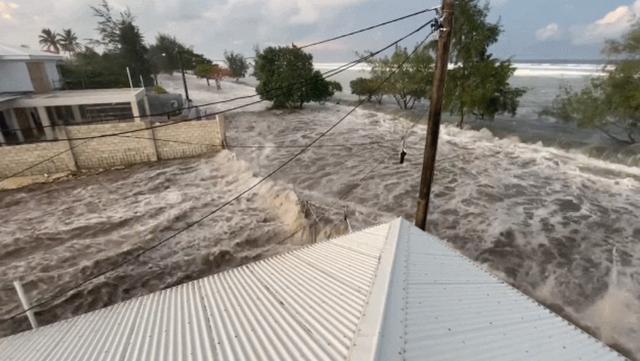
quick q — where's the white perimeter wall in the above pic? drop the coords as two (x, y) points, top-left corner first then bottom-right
(0, 117), (224, 178)
(0, 61), (33, 93)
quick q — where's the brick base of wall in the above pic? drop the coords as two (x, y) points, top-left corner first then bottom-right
(0, 116), (224, 179)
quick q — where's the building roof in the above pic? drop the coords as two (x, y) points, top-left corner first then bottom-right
(0, 43), (64, 61)
(13, 88), (145, 107)
(0, 218), (626, 360)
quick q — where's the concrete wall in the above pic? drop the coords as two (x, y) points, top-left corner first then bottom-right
(66, 122), (158, 170)
(0, 61), (33, 93)
(154, 119), (222, 160)
(44, 61), (62, 89)
(0, 139), (76, 177)
(0, 117), (223, 178)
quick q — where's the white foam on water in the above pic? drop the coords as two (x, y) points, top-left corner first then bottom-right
(0, 150), (307, 336)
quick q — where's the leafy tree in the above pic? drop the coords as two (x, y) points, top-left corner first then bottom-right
(224, 51), (249, 81)
(350, 77), (384, 104)
(149, 34), (212, 80)
(328, 81), (342, 94)
(195, 63), (230, 89)
(254, 46), (336, 109)
(59, 1), (152, 88)
(60, 47), (130, 89)
(118, 21), (153, 86)
(367, 45), (434, 110)
(90, 0), (133, 50)
(543, 23), (640, 144)
(148, 34), (182, 74)
(194, 63), (215, 87)
(39, 28), (60, 53)
(444, 0), (526, 128)
(58, 29), (82, 54)
(211, 65), (231, 90)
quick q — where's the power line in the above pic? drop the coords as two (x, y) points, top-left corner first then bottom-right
(4, 24), (438, 323)
(2, 18), (435, 139)
(299, 7), (438, 49)
(0, 20), (434, 184)
(1, 7), (437, 133)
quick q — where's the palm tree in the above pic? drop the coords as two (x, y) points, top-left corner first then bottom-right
(58, 28), (82, 54)
(38, 28), (60, 53)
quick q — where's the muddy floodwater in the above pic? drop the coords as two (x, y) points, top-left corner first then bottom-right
(1, 75), (639, 359)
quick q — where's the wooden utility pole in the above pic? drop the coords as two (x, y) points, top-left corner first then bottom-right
(415, 0), (454, 230)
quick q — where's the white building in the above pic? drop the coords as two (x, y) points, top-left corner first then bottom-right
(0, 43), (149, 145)
(0, 219), (626, 360)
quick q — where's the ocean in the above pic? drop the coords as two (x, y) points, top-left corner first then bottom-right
(315, 61), (640, 166)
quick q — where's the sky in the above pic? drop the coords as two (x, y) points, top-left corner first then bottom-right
(0, 0), (639, 62)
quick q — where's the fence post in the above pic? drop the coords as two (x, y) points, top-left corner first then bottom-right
(145, 120), (159, 161)
(217, 114), (227, 149)
(56, 126), (78, 172)
(13, 281), (38, 329)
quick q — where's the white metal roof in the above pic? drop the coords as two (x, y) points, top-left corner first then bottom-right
(0, 218), (626, 360)
(0, 44), (64, 61)
(13, 88), (145, 107)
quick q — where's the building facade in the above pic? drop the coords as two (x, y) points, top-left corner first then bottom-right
(0, 43), (150, 145)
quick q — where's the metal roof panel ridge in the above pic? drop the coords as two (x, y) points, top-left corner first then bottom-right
(349, 218), (627, 361)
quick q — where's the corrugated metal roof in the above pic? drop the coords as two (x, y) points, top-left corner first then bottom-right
(352, 219), (626, 361)
(0, 219), (626, 360)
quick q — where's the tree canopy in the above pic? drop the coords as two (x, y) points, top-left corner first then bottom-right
(60, 1), (153, 89)
(254, 46), (337, 109)
(58, 29), (82, 54)
(366, 45), (434, 110)
(350, 77), (384, 104)
(543, 23), (640, 144)
(224, 51), (249, 80)
(39, 28), (60, 54)
(148, 33), (212, 76)
(194, 63), (230, 89)
(443, 0), (526, 127)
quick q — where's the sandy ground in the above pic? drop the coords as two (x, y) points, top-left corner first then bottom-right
(1, 74), (639, 359)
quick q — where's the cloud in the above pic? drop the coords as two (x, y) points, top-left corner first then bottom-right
(0, 1), (18, 20)
(571, 0), (640, 45)
(0, 0), (378, 61)
(489, 0), (509, 8)
(536, 23), (561, 41)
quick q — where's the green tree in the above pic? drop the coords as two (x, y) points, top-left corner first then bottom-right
(224, 51), (249, 81)
(444, 0), (526, 128)
(328, 81), (342, 93)
(148, 34), (182, 74)
(194, 63), (215, 87)
(367, 44), (434, 110)
(148, 34), (212, 79)
(58, 29), (82, 54)
(254, 46), (336, 109)
(60, 1), (152, 88)
(350, 77), (383, 104)
(60, 47), (130, 89)
(39, 28), (60, 53)
(118, 21), (153, 86)
(543, 24), (640, 144)
(90, 0), (133, 50)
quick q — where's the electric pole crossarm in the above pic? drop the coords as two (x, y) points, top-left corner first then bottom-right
(415, 0), (454, 230)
